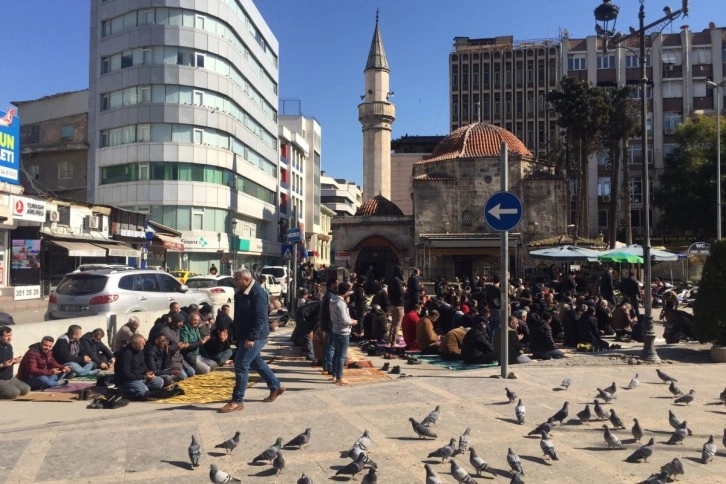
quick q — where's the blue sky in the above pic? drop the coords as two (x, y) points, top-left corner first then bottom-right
(2, 0), (722, 187)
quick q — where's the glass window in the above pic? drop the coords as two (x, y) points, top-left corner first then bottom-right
(568, 55), (586, 71)
(193, 129), (203, 145)
(159, 274), (181, 292)
(121, 50), (133, 69)
(662, 80), (682, 98)
(597, 54), (615, 69)
(151, 123), (172, 142)
(598, 210), (608, 227)
(139, 9), (154, 25)
(60, 125), (73, 141)
(171, 124), (192, 143)
(58, 160), (73, 179)
(192, 208), (203, 230)
(140, 86), (151, 103)
(597, 177), (611, 196)
(139, 163), (149, 180)
(692, 47), (711, 65)
(196, 53), (205, 68)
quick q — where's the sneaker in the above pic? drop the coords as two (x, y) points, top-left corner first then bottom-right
(407, 358), (422, 365)
(58, 379), (69, 386)
(381, 362), (390, 371)
(390, 365), (401, 374)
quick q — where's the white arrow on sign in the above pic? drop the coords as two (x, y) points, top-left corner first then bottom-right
(487, 203), (519, 220)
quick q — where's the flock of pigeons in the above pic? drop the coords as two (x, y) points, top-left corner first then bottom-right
(194, 368), (723, 483)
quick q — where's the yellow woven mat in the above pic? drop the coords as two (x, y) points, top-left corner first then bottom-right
(318, 345), (392, 385)
(151, 370), (258, 404)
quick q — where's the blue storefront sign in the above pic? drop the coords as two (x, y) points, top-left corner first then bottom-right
(0, 107), (20, 185)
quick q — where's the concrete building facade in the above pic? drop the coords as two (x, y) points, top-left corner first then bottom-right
(320, 174), (362, 217)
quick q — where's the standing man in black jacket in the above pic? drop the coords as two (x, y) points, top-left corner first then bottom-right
(318, 280), (337, 374)
(405, 268), (423, 312)
(620, 270), (641, 316)
(600, 266), (616, 306)
(387, 265), (405, 345)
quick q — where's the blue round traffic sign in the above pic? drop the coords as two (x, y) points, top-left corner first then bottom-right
(484, 191), (523, 231)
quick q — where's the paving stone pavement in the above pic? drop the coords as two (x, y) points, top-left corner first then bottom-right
(0, 328), (725, 483)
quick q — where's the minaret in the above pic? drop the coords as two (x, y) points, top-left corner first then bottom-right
(359, 11), (396, 202)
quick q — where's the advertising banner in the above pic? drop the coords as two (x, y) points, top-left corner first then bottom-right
(0, 107), (19, 185)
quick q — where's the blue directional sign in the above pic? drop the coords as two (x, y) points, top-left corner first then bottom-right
(281, 244), (293, 259)
(287, 227), (302, 243)
(483, 191), (523, 232)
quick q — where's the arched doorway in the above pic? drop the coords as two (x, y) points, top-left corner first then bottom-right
(353, 235), (401, 282)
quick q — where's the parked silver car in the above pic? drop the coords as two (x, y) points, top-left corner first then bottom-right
(46, 269), (213, 321)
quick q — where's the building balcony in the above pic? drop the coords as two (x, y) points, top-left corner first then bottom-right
(358, 102), (396, 123)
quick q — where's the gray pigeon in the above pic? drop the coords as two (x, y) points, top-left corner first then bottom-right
(631, 418), (644, 443)
(422, 405), (441, 426)
(660, 457), (685, 480)
(528, 418), (555, 436)
(347, 443), (366, 461)
(209, 464), (241, 483)
(639, 470), (670, 484)
(515, 399), (526, 424)
(540, 431), (558, 461)
(272, 451), (285, 475)
(424, 463), (443, 484)
(361, 467), (377, 484)
(626, 373), (640, 389)
(355, 430), (372, 450)
(214, 431), (240, 455)
(609, 409), (626, 429)
(626, 437), (655, 462)
(667, 423), (688, 445)
(336, 453), (366, 479)
(505, 387), (518, 403)
(720, 387), (726, 404)
(297, 472), (313, 484)
(594, 400), (608, 421)
(252, 437), (282, 463)
(428, 438), (456, 463)
(723, 428), (726, 448)
(468, 447), (496, 476)
(511, 471), (526, 484)
(656, 368), (677, 383)
(577, 404), (592, 424)
(702, 435), (717, 464)
(507, 447), (524, 475)
(668, 410), (692, 434)
(551, 401), (569, 424)
(596, 387), (614, 403)
(674, 389), (695, 405)
(560, 378), (572, 390)
(285, 428), (311, 449)
(603, 424), (623, 449)
(604, 381), (617, 396)
(456, 427), (471, 455)
(450, 459), (475, 483)
(410, 417), (437, 439)
(189, 435), (201, 468)
(668, 380), (683, 397)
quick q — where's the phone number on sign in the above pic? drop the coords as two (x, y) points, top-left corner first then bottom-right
(14, 286), (40, 300)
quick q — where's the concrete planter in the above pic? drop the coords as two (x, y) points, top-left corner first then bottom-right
(711, 344), (726, 363)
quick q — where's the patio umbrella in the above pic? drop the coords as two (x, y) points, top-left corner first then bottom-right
(529, 245), (602, 262)
(597, 251), (644, 264)
(600, 244), (678, 262)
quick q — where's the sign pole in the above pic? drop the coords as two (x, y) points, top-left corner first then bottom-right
(499, 142), (510, 378)
(291, 241), (298, 312)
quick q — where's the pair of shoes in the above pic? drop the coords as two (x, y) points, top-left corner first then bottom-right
(381, 362), (390, 371)
(348, 362), (363, 369)
(389, 365), (401, 375)
(218, 401), (245, 413)
(58, 379), (69, 386)
(406, 357), (422, 365)
(263, 385), (286, 402)
(87, 397), (104, 409)
(383, 353), (398, 360)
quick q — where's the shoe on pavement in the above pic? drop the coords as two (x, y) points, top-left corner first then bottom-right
(381, 362), (390, 371)
(263, 385), (286, 402)
(390, 365), (401, 374)
(218, 402), (245, 413)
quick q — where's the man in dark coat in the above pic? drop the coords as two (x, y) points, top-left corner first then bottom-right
(53, 325), (98, 377)
(405, 268), (423, 311)
(79, 329), (115, 370)
(143, 333), (177, 386)
(620, 271), (641, 315)
(576, 305), (610, 350)
(461, 321), (496, 364)
(600, 266), (616, 305)
(387, 265), (406, 345)
(115, 334), (165, 399)
(528, 312), (565, 359)
(0, 326), (30, 399)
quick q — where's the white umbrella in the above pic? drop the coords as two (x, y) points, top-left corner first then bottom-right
(599, 244), (678, 262)
(529, 245), (602, 262)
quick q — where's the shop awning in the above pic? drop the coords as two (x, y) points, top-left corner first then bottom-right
(48, 240), (107, 258)
(92, 242), (140, 258)
(154, 234), (185, 251)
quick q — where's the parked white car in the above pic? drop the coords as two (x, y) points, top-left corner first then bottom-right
(260, 266), (290, 296)
(259, 274), (282, 298)
(185, 275), (237, 306)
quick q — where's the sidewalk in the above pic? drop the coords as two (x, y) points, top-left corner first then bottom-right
(0, 327), (724, 483)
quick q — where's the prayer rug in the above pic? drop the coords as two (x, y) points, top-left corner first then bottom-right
(43, 382), (93, 393)
(15, 392), (77, 402)
(316, 345), (391, 385)
(415, 354), (500, 371)
(149, 371), (259, 405)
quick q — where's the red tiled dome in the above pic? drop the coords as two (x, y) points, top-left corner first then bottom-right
(355, 194), (404, 216)
(419, 123), (532, 164)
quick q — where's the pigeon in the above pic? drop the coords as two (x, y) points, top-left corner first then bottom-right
(456, 427), (471, 455)
(511, 472), (526, 484)
(668, 380), (684, 397)
(336, 453), (366, 479)
(450, 459), (475, 483)
(596, 387), (614, 403)
(505, 387), (518, 403)
(507, 448), (524, 475)
(603, 424), (623, 449)
(528, 418), (555, 437)
(515, 399), (526, 424)
(361, 467), (377, 484)
(428, 438), (456, 462)
(560, 378), (572, 390)
(639, 470), (670, 484)
(215, 431), (240, 455)
(540, 431), (558, 461)
(577, 404), (592, 424)
(667, 423), (688, 445)
(626, 437), (655, 462)
(604, 381), (617, 396)
(252, 437), (282, 463)
(594, 400), (608, 421)
(668, 410), (692, 434)
(720, 387), (726, 404)
(410, 417), (437, 439)
(347, 443), (366, 461)
(656, 368), (677, 383)
(272, 451), (285, 475)
(297, 472), (313, 484)
(550, 401), (569, 424)
(355, 430), (372, 450)
(422, 405), (441, 426)
(626, 373), (640, 389)
(702, 435), (717, 464)
(674, 389), (695, 405)
(660, 457), (685, 480)
(468, 447), (496, 476)
(631, 418), (644, 443)
(285, 428), (311, 449)
(189, 435), (201, 469)
(723, 428), (726, 448)
(609, 409), (626, 430)
(209, 464), (241, 483)
(424, 463), (443, 484)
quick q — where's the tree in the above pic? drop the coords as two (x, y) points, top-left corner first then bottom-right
(653, 115), (721, 235)
(548, 77), (609, 235)
(693, 239), (726, 345)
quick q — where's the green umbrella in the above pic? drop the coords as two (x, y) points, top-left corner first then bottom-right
(597, 251), (644, 264)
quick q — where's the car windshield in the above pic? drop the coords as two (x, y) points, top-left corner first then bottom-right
(186, 279), (216, 288)
(262, 268), (285, 277)
(56, 275), (108, 295)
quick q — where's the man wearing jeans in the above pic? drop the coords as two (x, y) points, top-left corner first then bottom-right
(17, 336), (71, 390)
(114, 334), (165, 399)
(0, 326), (31, 399)
(387, 265), (406, 346)
(218, 268), (285, 413)
(52, 325), (99, 377)
(318, 281), (336, 374)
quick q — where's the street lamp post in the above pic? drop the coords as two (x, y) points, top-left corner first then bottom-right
(595, 0), (689, 362)
(231, 219), (238, 274)
(706, 79), (725, 239)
